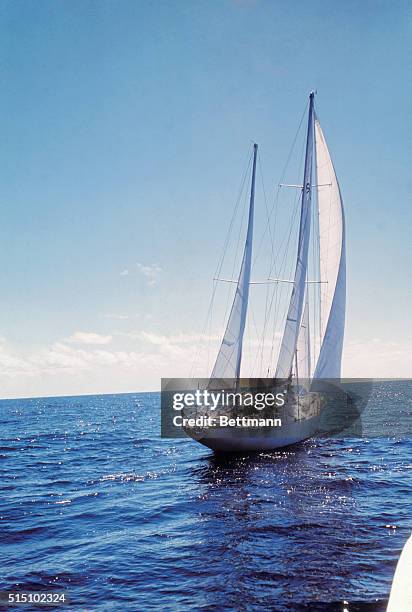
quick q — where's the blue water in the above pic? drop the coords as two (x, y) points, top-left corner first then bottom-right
(0, 381), (411, 611)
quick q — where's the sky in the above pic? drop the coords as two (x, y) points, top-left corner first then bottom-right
(0, 0), (411, 398)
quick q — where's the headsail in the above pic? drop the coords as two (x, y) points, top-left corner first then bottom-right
(313, 117), (346, 378)
(211, 144), (258, 379)
(275, 93), (315, 379)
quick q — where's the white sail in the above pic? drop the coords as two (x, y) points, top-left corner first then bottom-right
(313, 117), (346, 378)
(296, 291), (311, 382)
(275, 94), (315, 379)
(211, 144), (257, 379)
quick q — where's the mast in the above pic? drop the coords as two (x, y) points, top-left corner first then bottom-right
(275, 92), (315, 379)
(211, 143), (258, 380)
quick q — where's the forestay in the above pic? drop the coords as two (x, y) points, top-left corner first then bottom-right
(211, 144), (257, 379)
(275, 93), (315, 379)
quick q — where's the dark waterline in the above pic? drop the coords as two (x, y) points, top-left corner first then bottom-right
(0, 382), (411, 611)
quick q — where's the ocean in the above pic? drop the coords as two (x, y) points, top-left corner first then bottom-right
(0, 381), (411, 611)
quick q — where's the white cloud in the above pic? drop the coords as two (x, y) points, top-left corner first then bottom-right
(37, 342), (153, 372)
(139, 331), (219, 345)
(64, 332), (113, 345)
(342, 338), (412, 378)
(118, 263), (162, 285)
(0, 337), (166, 398)
(0, 342), (35, 378)
(0, 331), (410, 400)
(136, 262), (162, 286)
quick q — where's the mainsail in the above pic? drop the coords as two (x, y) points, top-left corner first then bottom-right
(313, 117), (346, 378)
(275, 93), (315, 379)
(211, 144), (257, 379)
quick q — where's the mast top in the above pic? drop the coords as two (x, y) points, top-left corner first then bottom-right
(253, 143), (258, 150)
(309, 91), (315, 99)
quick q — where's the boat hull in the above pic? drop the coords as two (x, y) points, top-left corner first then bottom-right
(195, 413), (320, 452)
(184, 391), (323, 453)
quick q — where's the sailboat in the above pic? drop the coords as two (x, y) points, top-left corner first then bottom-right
(187, 92), (346, 452)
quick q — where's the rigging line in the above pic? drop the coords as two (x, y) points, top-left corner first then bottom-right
(261, 186), (288, 375)
(256, 149), (276, 268)
(267, 191), (301, 374)
(268, 187), (280, 278)
(256, 185), (281, 373)
(267, 114), (308, 281)
(254, 105), (309, 375)
(221, 164), (250, 334)
(260, 194), (299, 374)
(214, 149), (253, 282)
(257, 150), (277, 375)
(255, 102), (310, 375)
(248, 300), (260, 377)
(271, 157), (308, 375)
(259, 190), (301, 376)
(206, 278), (214, 374)
(269, 101), (310, 275)
(268, 127), (307, 375)
(258, 149), (276, 269)
(191, 278), (217, 377)
(219, 145), (254, 335)
(212, 144), (258, 378)
(249, 296), (264, 377)
(252, 99), (309, 270)
(218, 153), (254, 370)
(189, 148), (253, 377)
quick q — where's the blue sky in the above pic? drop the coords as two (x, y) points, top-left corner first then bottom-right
(0, 0), (411, 397)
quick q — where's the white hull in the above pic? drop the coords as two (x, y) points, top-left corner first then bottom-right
(185, 392), (323, 453)
(196, 414), (320, 452)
